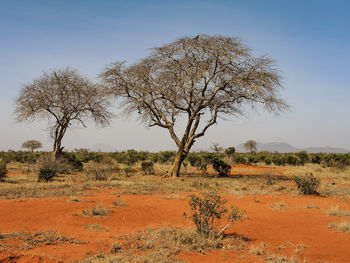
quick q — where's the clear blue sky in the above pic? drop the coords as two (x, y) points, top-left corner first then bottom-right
(1, 0), (349, 151)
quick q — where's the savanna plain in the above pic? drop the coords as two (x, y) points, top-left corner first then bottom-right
(0, 151), (350, 263)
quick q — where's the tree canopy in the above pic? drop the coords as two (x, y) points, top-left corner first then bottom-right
(101, 35), (289, 176)
(14, 68), (113, 158)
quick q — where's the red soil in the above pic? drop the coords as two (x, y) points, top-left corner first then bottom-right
(1, 188), (350, 262)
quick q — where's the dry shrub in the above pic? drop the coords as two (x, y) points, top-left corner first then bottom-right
(36, 154), (72, 182)
(188, 191), (245, 237)
(325, 206), (350, 217)
(85, 157), (119, 181)
(82, 204), (111, 217)
(0, 230), (83, 252)
(328, 221), (350, 233)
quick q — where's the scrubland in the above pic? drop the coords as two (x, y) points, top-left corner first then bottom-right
(0, 151), (350, 262)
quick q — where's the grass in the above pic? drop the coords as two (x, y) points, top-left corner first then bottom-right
(268, 202), (288, 210)
(325, 206), (350, 217)
(81, 227), (248, 263)
(328, 221), (350, 233)
(0, 230), (83, 252)
(264, 254), (301, 263)
(112, 199), (128, 207)
(85, 224), (109, 232)
(304, 203), (320, 209)
(82, 204), (111, 217)
(4, 161), (350, 201)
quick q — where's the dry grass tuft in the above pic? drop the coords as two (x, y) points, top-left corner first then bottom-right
(328, 221), (350, 233)
(0, 230), (83, 252)
(81, 227), (248, 263)
(268, 202), (288, 210)
(82, 204), (111, 217)
(325, 206), (350, 217)
(85, 224), (109, 232)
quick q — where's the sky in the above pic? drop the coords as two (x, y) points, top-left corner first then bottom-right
(0, 0), (349, 152)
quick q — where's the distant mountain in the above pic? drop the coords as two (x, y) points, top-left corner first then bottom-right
(90, 144), (116, 152)
(304, 146), (349, 154)
(236, 142), (348, 153)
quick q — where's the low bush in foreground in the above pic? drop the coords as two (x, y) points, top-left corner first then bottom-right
(293, 173), (320, 195)
(188, 191), (245, 237)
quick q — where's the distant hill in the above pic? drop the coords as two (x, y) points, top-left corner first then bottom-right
(235, 142), (349, 153)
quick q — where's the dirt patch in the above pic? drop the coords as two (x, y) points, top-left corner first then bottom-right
(0, 187), (350, 262)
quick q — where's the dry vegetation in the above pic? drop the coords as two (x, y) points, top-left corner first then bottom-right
(1, 157), (350, 262)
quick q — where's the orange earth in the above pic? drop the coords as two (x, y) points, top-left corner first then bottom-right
(1, 166), (350, 262)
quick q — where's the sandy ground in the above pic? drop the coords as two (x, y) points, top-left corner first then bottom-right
(1, 165), (350, 262)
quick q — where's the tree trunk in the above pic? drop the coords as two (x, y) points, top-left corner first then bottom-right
(168, 148), (187, 177)
(52, 138), (64, 159)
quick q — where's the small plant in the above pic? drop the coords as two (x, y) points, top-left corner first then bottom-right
(328, 221), (350, 233)
(141, 161), (154, 175)
(188, 191), (245, 237)
(38, 168), (57, 182)
(36, 155), (60, 182)
(0, 159), (8, 182)
(85, 224), (109, 232)
(82, 204), (111, 217)
(110, 242), (122, 254)
(212, 158), (231, 177)
(123, 167), (136, 177)
(326, 206), (350, 217)
(293, 173), (320, 195)
(268, 202), (288, 210)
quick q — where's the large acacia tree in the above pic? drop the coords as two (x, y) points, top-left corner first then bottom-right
(101, 35), (289, 177)
(14, 68), (113, 158)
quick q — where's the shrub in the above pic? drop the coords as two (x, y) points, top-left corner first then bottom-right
(234, 155), (247, 164)
(188, 191), (245, 237)
(38, 168), (57, 182)
(60, 152), (83, 171)
(212, 158), (231, 177)
(0, 159), (8, 182)
(293, 173), (320, 195)
(36, 155), (62, 182)
(247, 155), (259, 164)
(224, 147), (236, 156)
(85, 158), (119, 181)
(141, 161), (154, 175)
(82, 204), (110, 217)
(187, 153), (202, 167)
(265, 158), (272, 165)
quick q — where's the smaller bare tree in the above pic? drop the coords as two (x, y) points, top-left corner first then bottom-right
(21, 140), (42, 152)
(14, 68), (113, 158)
(244, 140), (257, 153)
(210, 142), (223, 153)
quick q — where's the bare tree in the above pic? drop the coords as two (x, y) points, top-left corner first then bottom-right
(14, 68), (113, 158)
(210, 142), (223, 153)
(244, 140), (258, 153)
(101, 35), (289, 177)
(21, 139), (42, 152)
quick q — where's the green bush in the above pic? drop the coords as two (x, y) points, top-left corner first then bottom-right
(293, 173), (320, 195)
(234, 155), (247, 164)
(60, 152), (83, 171)
(224, 147), (236, 156)
(265, 158), (272, 165)
(212, 158), (231, 177)
(141, 161), (154, 175)
(188, 191), (245, 237)
(38, 168), (57, 182)
(36, 154), (65, 182)
(0, 159), (8, 182)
